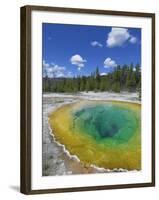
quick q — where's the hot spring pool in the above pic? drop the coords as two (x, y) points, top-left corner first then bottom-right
(49, 101), (141, 171)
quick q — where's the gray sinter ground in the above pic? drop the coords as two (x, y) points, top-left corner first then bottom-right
(42, 97), (74, 176)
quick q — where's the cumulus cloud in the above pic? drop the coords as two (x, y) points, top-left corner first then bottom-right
(43, 60), (72, 78)
(50, 65), (66, 78)
(91, 41), (103, 47)
(129, 36), (137, 44)
(106, 27), (137, 47)
(45, 64), (66, 78)
(104, 57), (117, 68)
(43, 60), (50, 68)
(133, 67), (136, 72)
(100, 72), (108, 76)
(70, 54), (87, 70)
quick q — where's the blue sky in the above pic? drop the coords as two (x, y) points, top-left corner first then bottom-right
(42, 23), (141, 78)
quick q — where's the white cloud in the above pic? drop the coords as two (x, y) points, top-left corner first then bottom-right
(70, 54), (87, 70)
(104, 57), (117, 68)
(100, 72), (108, 76)
(43, 60), (50, 68)
(133, 67), (136, 72)
(43, 60), (72, 78)
(91, 41), (103, 47)
(106, 28), (130, 47)
(106, 27), (138, 47)
(129, 36), (137, 44)
(66, 72), (73, 78)
(46, 65), (66, 78)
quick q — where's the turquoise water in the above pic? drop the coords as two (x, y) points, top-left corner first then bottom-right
(73, 103), (139, 145)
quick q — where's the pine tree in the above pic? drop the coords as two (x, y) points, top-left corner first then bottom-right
(100, 78), (106, 91)
(137, 79), (141, 100)
(112, 82), (120, 93)
(42, 63), (141, 94)
(85, 80), (90, 92)
(95, 67), (100, 90)
(80, 77), (85, 91)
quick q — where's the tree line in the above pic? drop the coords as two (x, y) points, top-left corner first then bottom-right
(43, 63), (141, 97)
